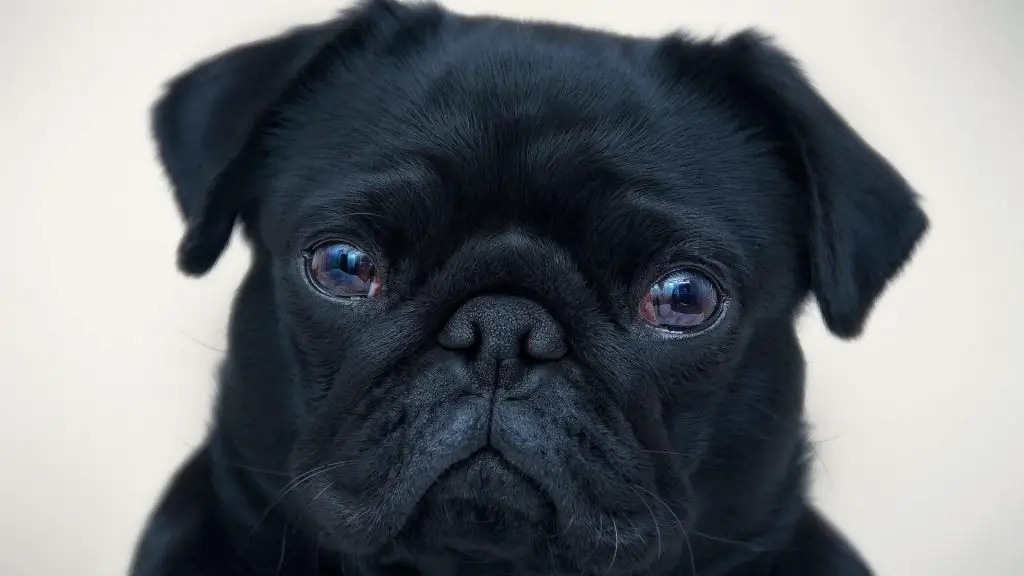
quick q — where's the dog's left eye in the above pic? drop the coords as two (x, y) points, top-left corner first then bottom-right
(639, 269), (721, 331)
(305, 242), (381, 298)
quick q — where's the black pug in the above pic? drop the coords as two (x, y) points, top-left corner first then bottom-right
(131, 1), (927, 574)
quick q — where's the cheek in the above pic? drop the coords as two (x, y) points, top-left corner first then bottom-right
(275, 261), (380, 358)
(654, 378), (733, 465)
(631, 337), (745, 459)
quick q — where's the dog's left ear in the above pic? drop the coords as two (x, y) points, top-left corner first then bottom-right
(708, 32), (929, 338)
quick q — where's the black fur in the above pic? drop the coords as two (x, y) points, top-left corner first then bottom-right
(132, 1), (927, 574)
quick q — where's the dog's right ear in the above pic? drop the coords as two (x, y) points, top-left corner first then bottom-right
(152, 0), (414, 276)
(152, 21), (340, 276)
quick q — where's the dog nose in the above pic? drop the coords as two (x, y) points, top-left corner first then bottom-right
(438, 296), (567, 361)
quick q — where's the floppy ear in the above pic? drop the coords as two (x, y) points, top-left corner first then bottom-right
(711, 32), (929, 338)
(152, 22), (339, 276)
(152, 0), (414, 276)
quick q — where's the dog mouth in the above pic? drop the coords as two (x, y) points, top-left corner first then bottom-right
(294, 354), (686, 574)
(401, 449), (557, 558)
(356, 444), (679, 576)
(298, 399), (683, 575)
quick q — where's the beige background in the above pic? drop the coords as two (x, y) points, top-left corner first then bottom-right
(1, 0), (1021, 574)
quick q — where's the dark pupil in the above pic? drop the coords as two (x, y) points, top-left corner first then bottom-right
(668, 280), (700, 313)
(328, 247), (374, 281)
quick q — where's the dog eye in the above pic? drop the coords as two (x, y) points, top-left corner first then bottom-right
(305, 242), (381, 298)
(639, 270), (720, 331)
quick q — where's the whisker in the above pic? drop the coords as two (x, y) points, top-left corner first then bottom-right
(293, 481), (336, 535)
(556, 513), (576, 537)
(545, 530), (558, 572)
(750, 403), (783, 423)
(680, 521), (697, 576)
(807, 437), (837, 488)
(340, 211), (388, 220)
(578, 514), (602, 567)
(177, 330), (225, 353)
(214, 461), (292, 476)
(627, 517), (645, 546)
(243, 460), (354, 551)
(693, 531), (767, 553)
(277, 529), (288, 573)
(811, 436), (839, 445)
(630, 487), (662, 560)
(605, 518), (619, 575)
(639, 449), (684, 457)
(634, 485), (696, 576)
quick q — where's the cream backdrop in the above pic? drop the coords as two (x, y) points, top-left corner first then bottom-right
(1, 1), (1021, 574)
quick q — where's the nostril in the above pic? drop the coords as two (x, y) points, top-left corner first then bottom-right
(517, 332), (533, 358)
(524, 325), (567, 361)
(464, 322), (484, 357)
(437, 314), (476, 351)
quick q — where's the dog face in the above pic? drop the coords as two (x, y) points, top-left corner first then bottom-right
(154, 1), (926, 574)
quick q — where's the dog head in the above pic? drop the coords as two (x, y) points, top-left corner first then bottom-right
(153, 1), (926, 573)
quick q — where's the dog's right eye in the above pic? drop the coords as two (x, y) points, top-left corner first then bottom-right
(304, 242), (381, 299)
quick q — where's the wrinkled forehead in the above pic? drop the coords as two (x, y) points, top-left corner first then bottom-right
(257, 32), (796, 283)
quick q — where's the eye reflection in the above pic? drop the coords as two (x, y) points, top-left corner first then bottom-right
(639, 270), (720, 330)
(306, 242), (381, 298)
